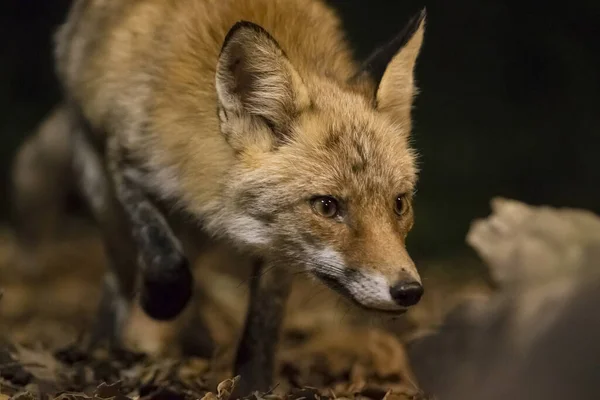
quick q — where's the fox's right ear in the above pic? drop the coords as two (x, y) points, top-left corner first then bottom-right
(216, 21), (310, 147)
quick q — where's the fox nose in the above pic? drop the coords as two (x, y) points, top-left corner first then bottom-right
(389, 281), (424, 307)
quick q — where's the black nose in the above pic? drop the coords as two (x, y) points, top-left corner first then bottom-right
(389, 281), (424, 307)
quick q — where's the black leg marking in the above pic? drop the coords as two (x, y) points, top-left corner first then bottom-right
(72, 126), (139, 348)
(233, 260), (292, 395)
(107, 139), (193, 321)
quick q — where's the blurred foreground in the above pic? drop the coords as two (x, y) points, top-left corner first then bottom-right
(1, 198), (600, 399)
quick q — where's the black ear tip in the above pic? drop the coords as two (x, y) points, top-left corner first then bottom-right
(410, 7), (427, 30)
(229, 20), (265, 34)
(221, 20), (273, 51)
(419, 7), (427, 25)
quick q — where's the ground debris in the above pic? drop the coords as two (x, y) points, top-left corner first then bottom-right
(0, 338), (432, 400)
(279, 328), (426, 400)
(0, 226), (444, 400)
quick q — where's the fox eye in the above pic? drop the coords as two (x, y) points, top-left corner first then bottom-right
(310, 196), (339, 218)
(394, 194), (409, 216)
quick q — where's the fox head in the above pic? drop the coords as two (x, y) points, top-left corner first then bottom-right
(215, 11), (426, 312)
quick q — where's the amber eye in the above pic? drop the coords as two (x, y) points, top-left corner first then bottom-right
(394, 195), (408, 216)
(311, 196), (339, 218)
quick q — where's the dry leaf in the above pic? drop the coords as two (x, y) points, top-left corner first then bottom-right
(10, 344), (71, 386)
(53, 392), (92, 400)
(95, 382), (131, 400)
(216, 376), (239, 400)
(200, 392), (218, 400)
(10, 393), (37, 400)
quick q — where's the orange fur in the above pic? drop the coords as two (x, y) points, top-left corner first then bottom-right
(51, 0), (427, 342)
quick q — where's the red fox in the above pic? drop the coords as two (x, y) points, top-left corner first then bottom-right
(11, 0), (426, 393)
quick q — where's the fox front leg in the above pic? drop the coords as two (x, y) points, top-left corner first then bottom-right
(106, 139), (193, 321)
(234, 260), (293, 395)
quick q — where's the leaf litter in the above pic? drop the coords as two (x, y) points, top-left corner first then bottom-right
(0, 228), (484, 400)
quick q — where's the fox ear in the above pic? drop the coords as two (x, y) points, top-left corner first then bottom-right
(216, 21), (310, 139)
(352, 9), (426, 128)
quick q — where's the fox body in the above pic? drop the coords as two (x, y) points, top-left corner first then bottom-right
(12, 0), (426, 393)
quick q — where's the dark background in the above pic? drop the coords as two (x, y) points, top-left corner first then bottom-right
(1, 0), (598, 261)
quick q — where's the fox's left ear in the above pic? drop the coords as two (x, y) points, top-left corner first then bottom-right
(352, 9), (426, 127)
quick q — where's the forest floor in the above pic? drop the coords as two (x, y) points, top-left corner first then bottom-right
(0, 222), (491, 400)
